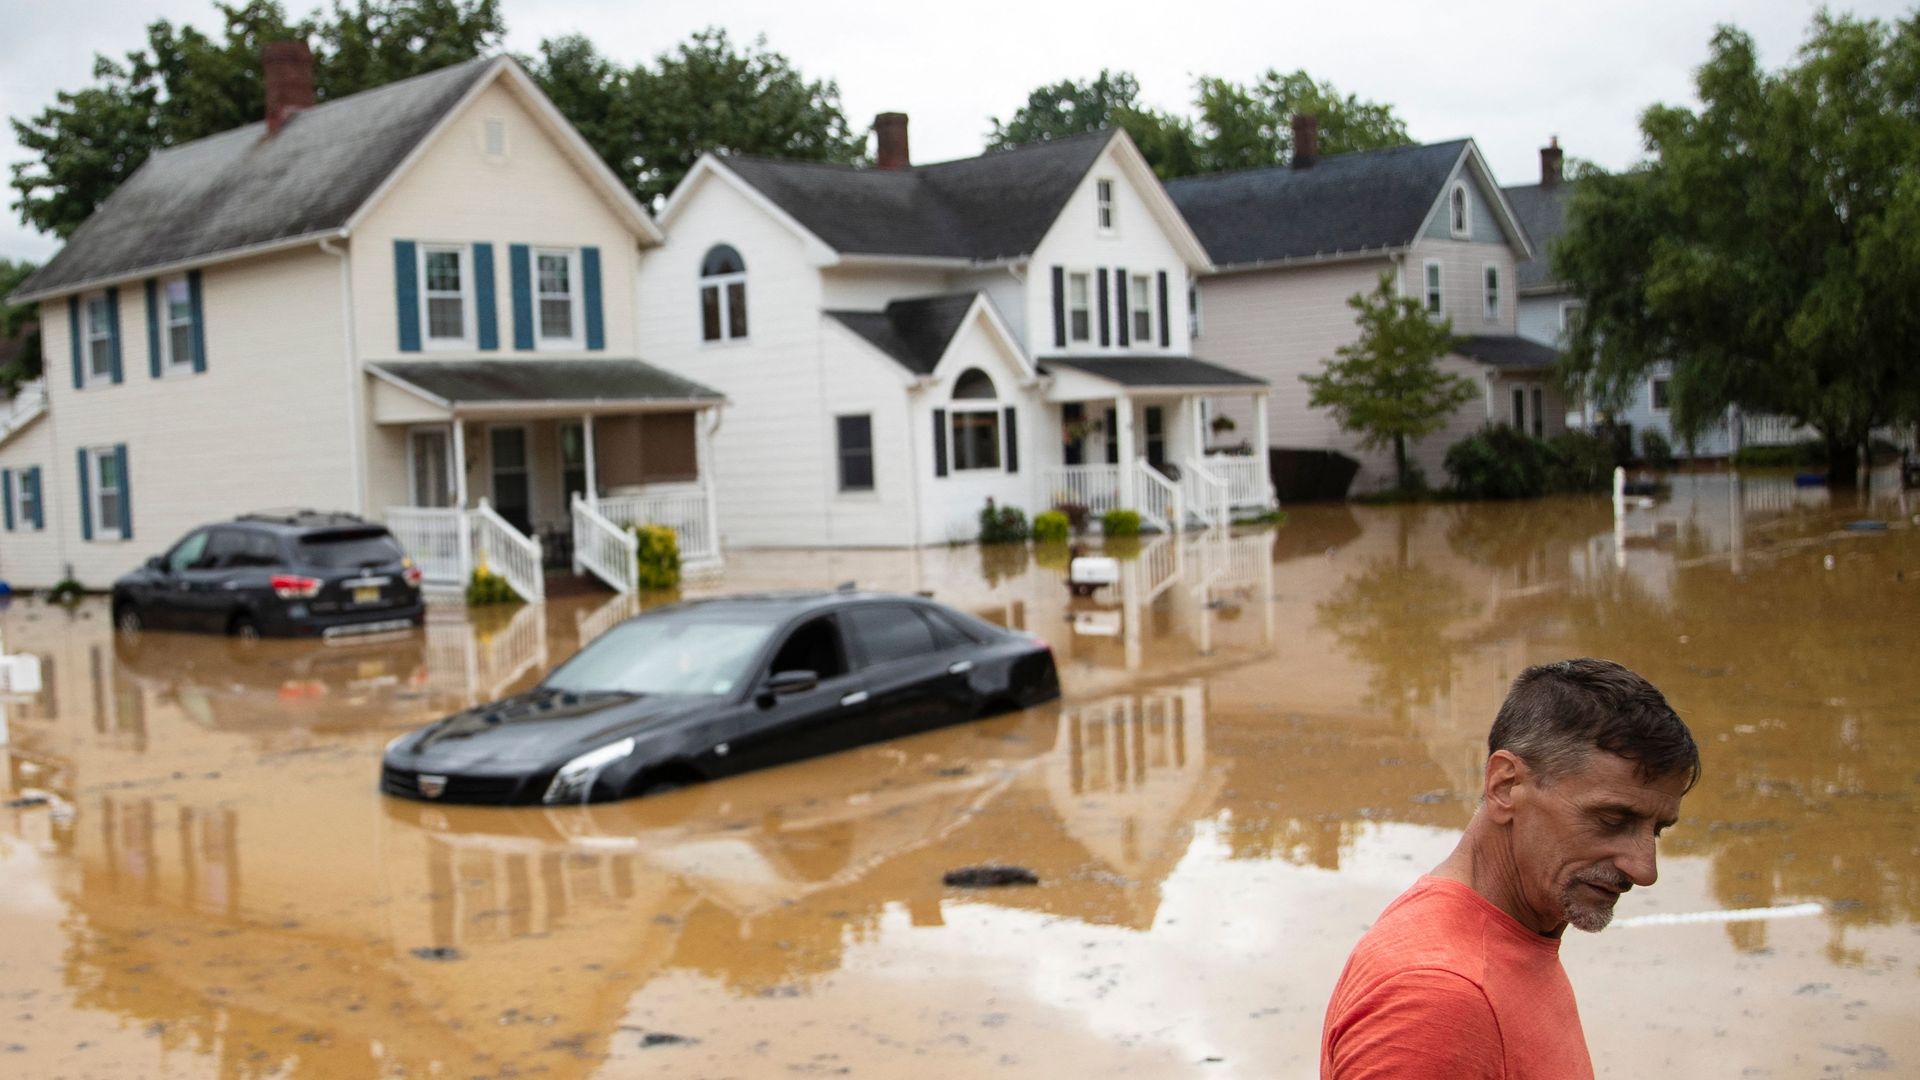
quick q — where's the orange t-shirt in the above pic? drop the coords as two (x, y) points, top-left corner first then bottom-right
(1321, 876), (1595, 1080)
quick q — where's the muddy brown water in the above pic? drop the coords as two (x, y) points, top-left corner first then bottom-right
(3, 471), (1917, 1078)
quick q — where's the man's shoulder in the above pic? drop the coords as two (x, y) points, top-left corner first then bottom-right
(1346, 877), (1500, 986)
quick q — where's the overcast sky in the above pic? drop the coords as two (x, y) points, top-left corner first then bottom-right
(2, 0), (1911, 263)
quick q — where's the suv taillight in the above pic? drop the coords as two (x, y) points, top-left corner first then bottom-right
(270, 574), (321, 599)
(403, 565), (423, 587)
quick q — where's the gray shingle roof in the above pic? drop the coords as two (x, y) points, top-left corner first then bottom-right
(1040, 356), (1266, 388)
(1164, 141), (1470, 268)
(825, 293), (979, 374)
(1501, 182), (1573, 292)
(719, 131), (1114, 261)
(370, 359), (723, 407)
(1452, 334), (1559, 371)
(14, 57), (498, 301)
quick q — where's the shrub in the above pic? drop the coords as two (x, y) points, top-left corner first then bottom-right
(1101, 508), (1143, 537)
(1640, 429), (1675, 469)
(1732, 439), (1825, 468)
(1444, 425), (1548, 499)
(629, 523), (682, 590)
(1543, 431), (1616, 493)
(977, 498), (1029, 544)
(466, 564), (519, 606)
(1031, 510), (1071, 543)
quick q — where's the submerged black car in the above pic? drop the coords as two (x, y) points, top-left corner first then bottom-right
(112, 510), (424, 640)
(382, 591), (1059, 805)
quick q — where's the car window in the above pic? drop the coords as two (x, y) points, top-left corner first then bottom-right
(922, 607), (979, 649)
(845, 605), (939, 667)
(543, 617), (776, 697)
(204, 529), (252, 569)
(768, 616), (848, 680)
(241, 531), (282, 567)
(298, 529), (406, 569)
(167, 530), (211, 572)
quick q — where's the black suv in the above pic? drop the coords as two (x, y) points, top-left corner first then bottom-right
(111, 510), (425, 640)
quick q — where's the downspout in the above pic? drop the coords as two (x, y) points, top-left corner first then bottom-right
(320, 235), (365, 516)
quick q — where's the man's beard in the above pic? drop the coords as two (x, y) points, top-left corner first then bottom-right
(1560, 867), (1633, 932)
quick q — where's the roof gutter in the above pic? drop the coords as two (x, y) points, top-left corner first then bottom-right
(8, 228), (348, 306)
(1202, 245), (1407, 278)
(830, 253), (1030, 272)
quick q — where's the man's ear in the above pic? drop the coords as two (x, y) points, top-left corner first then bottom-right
(1483, 750), (1528, 824)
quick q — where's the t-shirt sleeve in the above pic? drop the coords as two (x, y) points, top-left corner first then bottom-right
(1326, 968), (1504, 1080)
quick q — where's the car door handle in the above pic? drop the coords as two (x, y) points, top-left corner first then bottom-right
(947, 661), (974, 675)
(839, 691), (869, 707)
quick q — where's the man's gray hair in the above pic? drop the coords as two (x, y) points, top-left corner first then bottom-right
(1490, 658), (1700, 789)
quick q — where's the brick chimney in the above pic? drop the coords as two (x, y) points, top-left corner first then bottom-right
(874, 112), (910, 170)
(263, 40), (315, 137)
(1540, 136), (1564, 187)
(1291, 113), (1320, 169)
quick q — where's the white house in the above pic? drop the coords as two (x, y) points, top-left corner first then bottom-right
(1168, 118), (1568, 495)
(635, 118), (1274, 548)
(0, 46), (724, 599)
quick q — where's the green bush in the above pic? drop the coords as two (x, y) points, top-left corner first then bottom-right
(1640, 429), (1675, 469)
(977, 498), (1029, 544)
(1031, 510), (1071, 543)
(1101, 508), (1143, 537)
(47, 577), (84, 604)
(1543, 431), (1616, 493)
(1445, 425), (1548, 499)
(629, 523), (682, 590)
(465, 565), (519, 606)
(1732, 439), (1825, 468)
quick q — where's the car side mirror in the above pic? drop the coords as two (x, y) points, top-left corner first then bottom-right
(767, 670), (818, 695)
(146, 556), (166, 572)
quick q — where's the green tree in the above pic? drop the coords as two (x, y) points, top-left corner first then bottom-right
(985, 69), (1203, 178)
(1302, 274), (1477, 491)
(9, 0), (504, 239)
(627, 29), (866, 207)
(1555, 13), (1920, 488)
(521, 34), (643, 193)
(1195, 69), (1413, 171)
(0, 259), (43, 395)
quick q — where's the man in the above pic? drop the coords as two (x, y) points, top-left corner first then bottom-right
(1321, 659), (1700, 1079)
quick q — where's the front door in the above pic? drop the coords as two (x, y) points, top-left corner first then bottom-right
(489, 426), (532, 533)
(559, 422), (588, 509)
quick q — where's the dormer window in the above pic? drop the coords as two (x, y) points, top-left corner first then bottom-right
(1096, 179), (1115, 232)
(700, 245), (747, 342)
(1450, 182), (1470, 239)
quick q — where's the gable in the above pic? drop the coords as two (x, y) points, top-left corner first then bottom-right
(1030, 138), (1211, 271)
(1422, 156), (1524, 249)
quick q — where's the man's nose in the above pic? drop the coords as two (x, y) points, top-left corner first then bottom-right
(1619, 834), (1658, 888)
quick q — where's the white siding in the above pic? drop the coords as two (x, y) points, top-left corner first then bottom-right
(1517, 293), (1572, 348)
(819, 267), (954, 309)
(818, 325), (917, 546)
(915, 317), (1044, 543)
(0, 415), (62, 588)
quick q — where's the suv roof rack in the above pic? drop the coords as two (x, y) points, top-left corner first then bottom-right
(236, 509), (371, 529)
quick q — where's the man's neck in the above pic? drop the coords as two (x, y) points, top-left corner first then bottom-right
(1433, 815), (1566, 939)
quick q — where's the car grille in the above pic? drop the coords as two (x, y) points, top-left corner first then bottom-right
(382, 766), (529, 805)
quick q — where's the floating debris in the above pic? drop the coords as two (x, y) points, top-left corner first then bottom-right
(409, 946), (462, 962)
(640, 1032), (696, 1048)
(943, 865), (1039, 888)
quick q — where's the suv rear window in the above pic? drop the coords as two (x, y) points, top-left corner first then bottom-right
(298, 529), (406, 569)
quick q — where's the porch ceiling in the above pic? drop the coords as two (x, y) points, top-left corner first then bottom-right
(1039, 356), (1267, 401)
(368, 359), (725, 422)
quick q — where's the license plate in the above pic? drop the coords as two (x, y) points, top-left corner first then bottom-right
(353, 586), (380, 605)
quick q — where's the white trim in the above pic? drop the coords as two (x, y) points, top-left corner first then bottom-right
(156, 275), (196, 374)
(532, 246), (585, 349)
(417, 242), (475, 348)
(1482, 262), (1500, 323)
(1204, 246), (1406, 276)
(8, 230), (343, 305)
(1449, 181), (1471, 239)
(1423, 260), (1444, 315)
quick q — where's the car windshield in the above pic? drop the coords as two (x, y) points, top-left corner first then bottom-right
(298, 530), (406, 568)
(541, 615), (775, 697)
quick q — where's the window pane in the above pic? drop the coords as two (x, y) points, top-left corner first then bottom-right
(1134, 309), (1150, 341)
(90, 339), (113, 376)
(89, 298), (111, 335)
(952, 411), (1001, 470)
(97, 454), (120, 490)
(170, 325), (193, 367)
(846, 605), (938, 666)
(701, 285), (722, 341)
(539, 298), (572, 339)
(727, 281), (748, 338)
(838, 415), (873, 491)
(426, 251), (461, 291)
(427, 297), (464, 338)
(1070, 311), (1090, 341)
(99, 492), (121, 530)
(166, 280), (191, 321)
(1070, 275), (1088, 305)
(537, 254), (570, 294)
(491, 428), (526, 468)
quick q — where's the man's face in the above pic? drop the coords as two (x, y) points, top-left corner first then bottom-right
(1510, 750), (1689, 934)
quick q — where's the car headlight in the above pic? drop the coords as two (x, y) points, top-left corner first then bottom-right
(385, 731), (411, 754)
(542, 738), (635, 804)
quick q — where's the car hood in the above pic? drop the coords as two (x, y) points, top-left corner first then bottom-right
(389, 687), (712, 771)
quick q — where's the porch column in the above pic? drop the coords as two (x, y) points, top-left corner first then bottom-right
(1191, 397), (1207, 460)
(698, 408), (721, 561)
(1115, 394), (1137, 509)
(582, 413), (598, 505)
(1253, 391), (1273, 507)
(451, 417), (468, 508)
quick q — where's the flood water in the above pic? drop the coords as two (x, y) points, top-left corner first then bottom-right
(3, 470), (1917, 1078)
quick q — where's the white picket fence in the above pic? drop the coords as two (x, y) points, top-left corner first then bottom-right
(384, 507), (470, 586)
(596, 483), (722, 571)
(1045, 463), (1124, 516)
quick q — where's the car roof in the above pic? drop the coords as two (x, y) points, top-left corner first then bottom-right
(662, 590), (944, 618)
(230, 509), (386, 534)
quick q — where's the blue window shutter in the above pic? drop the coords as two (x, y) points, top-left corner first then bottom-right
(1157, 271), (1170, 348)
(582, 246), (605, 350)
(115, 444), (132, 539)
(1051, 267), (1066, 348)
(1096, 269), (1110, 347)
(76, 449), (92, 541)
(473, 243), (498, 350)
(933, 409), (948, 477)
(106, 287), (123, 383)
(188, 270), (207, 372)
(2, 469), (12, 531)
(27, 468), (42, 530)
(394, 240), (421, 352)
(145, 279), (162, 377)
(509, 244), (534, 349)
(1004, 408), (1018, 473)
(1115, 267), (1130, 347)
(68, 296), (82, 389)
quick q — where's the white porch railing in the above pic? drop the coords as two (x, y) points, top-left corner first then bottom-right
(572, 494), (639, 595)
(473, 499), (544, 602)
(596, 483), (721, 571)
(1180, 458), (1230, 530)
(0, 379), (47, 440)
(385, 507), (470, 586)
(1137, 461), (1181, 534)
(1043, 463), (1123, 516)
(1740, 414), (1814, 448)
(1202, 453), (1271, 510)
(1139, 535), (1181, 602)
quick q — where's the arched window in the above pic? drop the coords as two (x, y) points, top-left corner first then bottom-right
(700, 244), (747, 341)
(949, 368), (1002, 470)
(1449, 182), (1470, 238)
